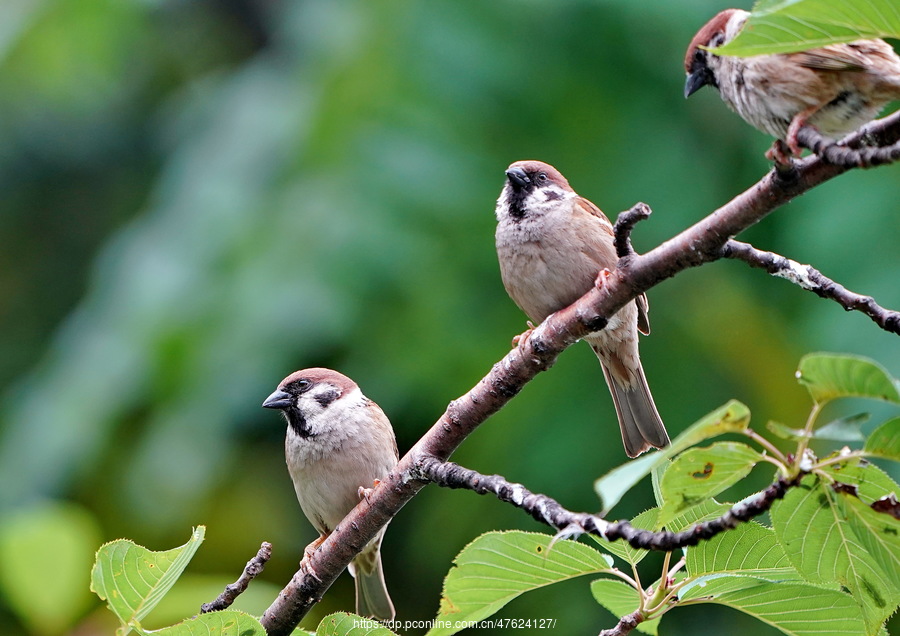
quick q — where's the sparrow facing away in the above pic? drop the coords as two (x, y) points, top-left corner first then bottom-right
(685, 9), (900, 162)
(263, 367), (398, 621)
(494, 160), (669, 457)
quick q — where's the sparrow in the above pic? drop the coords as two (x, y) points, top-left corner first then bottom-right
(684, 8), (900, 162)
(494, 160), (669, 458)
(262, 368), (398, 621)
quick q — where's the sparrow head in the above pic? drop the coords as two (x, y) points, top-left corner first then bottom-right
(684, 9), (747, 98)
(262, 367), (361, 438)
(498, 160), (575, 221)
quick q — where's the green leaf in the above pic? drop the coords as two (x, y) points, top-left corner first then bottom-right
(771, 473), (899, 631)
(590, 579), (660, 636)
(665, 499), (733, 533)
(714, 0), (900, 57)
(796, 353), (900, 406)
(594, 401), (750, 513)
(0, 501), (102, 636)
(865, 417), (900, 460)
(686, 520), (802, 582)
(91, 526), (206, 635)
(839, 493), (900, 592)
(821, 459), (900, 502)
(148, 611), (267, 636)
(768, 414), (869, 441)
(589, 508), (657, 566)
(428, 531), (613, 636)
(658, 442), (763, 526)
(316, 612), (398, 635)
(680, 576), (867, 635)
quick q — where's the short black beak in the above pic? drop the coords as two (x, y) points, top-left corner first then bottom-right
(684, 67), (713, 98)
(262, 389), (292, 410)
(505, 167), (531, 190)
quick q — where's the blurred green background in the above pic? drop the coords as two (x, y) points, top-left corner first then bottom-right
(1, 0), (898, 634)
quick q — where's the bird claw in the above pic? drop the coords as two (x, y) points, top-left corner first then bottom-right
(594, 268), (612, 289)
(765, 139), (795, 166)
(358, 482), (378, 503)
(784, 107), (819, 158)
(299, 555), (322, 581)
(300, 535), (327, 580)
(511, 321), (536, 349)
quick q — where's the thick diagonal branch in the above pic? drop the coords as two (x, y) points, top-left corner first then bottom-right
(415, 457), (799, 551)
(258, 111), (900, 635)
(722, 240), (900, 335)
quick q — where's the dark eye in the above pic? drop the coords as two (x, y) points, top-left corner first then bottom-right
(296, 379), (312, 392)
(537, 172), (548, 183)
(710, 32), (725, 47)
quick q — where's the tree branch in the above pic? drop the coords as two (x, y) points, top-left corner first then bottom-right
(258, 111), (900, 635)
(200, 542), (272, 613)
(599, 609), (644, 636)
(722, 240), (900, 335)
(414, 457), (800, 551)
(796, 123), (900, 168)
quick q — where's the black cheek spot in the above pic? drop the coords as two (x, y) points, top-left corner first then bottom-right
(315, 388), (341, 408)
(544, 190), (562, 201)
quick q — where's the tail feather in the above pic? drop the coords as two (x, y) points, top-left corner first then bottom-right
(600, 363), (669, 458)
(349, 542), (395, 621)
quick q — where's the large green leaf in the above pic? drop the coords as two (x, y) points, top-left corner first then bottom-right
(715, 0), (900, 56)
(685, 520), (802, 582)
(679, 576), (867, 635)
(864, 417), (900, 460)
(148, 611), (267, 636)
(795, 353), (900, 406)
(658, 442), (763, 526)
(90, 526), (205, 635)
(427, 531), (613, 636)
(316, 612), (398, 636)
(590, 578), (660, 636)
(771, 471), (900, 631)
(594, 401), (750, 513)
(839, 493), (900, 592)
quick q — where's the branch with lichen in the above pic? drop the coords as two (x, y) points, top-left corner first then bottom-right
(249, 111), (900, 635)
(413, 457), (800, 551)
(721, 239), (900, 335)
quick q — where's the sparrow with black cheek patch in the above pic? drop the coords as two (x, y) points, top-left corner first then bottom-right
(495, 160), (669, 458)
(262, 368), (398, 621)
(685, 9), (900, 163)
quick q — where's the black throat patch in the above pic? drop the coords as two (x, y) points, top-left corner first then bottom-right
(506, 185), (531, 220)
(285, 407), (312, 438)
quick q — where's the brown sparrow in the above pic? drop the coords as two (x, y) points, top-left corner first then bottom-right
(495, 160), (669, 458)
(263, 368), (398, 621)
(685, 8), (900, 162)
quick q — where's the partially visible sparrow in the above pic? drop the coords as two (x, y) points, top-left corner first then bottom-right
(494, 160), (669, 458)
(263, 368), (398, 621)
(685, 8), (900, 162)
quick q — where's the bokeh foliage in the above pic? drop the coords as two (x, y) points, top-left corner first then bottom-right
(0, 0), (898, 634)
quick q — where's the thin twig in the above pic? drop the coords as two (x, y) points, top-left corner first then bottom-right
(415, 457), (801, 551)
(613, 202), (652, 258)
(201, 542), (272, 613)
(722, 239), (900, 335)
(796, 125), (900, 168)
